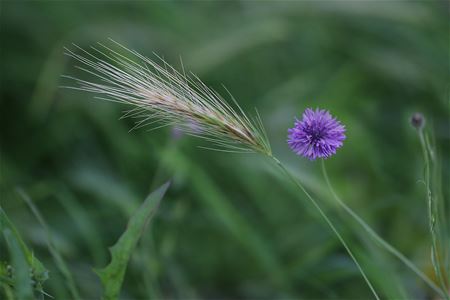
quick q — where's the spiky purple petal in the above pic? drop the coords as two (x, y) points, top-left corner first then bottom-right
(288, 108), (346, 160)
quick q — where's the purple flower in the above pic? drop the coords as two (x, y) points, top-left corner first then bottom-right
(288, 108), (346, 160)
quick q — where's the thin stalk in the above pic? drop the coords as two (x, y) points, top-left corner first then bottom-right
(321, 159), (448, 299)
(418, 130), (449, 297)
(425, 130), (450, 287)
(270, 156), (380, 300)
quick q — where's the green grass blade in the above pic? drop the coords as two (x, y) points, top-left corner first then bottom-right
(17, 188), (81, 299)
(95, 181), (170, 300)
(1, 280), (15, 300)
(419, 130), (450, 297)
(3, 229), (33, 300)
(0, 207), (48, 285)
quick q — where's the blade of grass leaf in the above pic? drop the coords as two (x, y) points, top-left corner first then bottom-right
(0, 207), (49, 298)
(425, 129), (449, 287)
(3, 229), (33, 300)
(0, 207), (48, 285)
(419, 130), (450, 297)
(1, 281), (15, 300)
(17, 188), (81, 300)
(95, 181), (170, 300)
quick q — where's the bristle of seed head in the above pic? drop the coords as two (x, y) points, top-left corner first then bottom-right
(63, 41), (271, 155)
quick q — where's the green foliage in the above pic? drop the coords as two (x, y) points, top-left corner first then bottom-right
(0, 208), (49, 299)
(96, 182), (170, 300)
(3, 229), (33, 300)
(0, 1), (449, 299)
(18, 189), (81, 299)
(418, 128), (450, 297)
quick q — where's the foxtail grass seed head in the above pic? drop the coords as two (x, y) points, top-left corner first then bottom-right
(171, 120), (201, 140)
(63, 41), (271, 155)
(411, 112), (425, 130)
(288, 108), (346, 160)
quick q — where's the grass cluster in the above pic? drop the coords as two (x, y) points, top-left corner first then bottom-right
(1, 1), (449, 299)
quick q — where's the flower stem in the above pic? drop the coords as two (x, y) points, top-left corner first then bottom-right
(418, 130), (449, 298)
(321, 159), (447, 299)
(270, 156), (380, 300)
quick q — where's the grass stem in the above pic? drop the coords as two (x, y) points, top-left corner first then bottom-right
(321, 159), (448, 299)
(418, 130), (449, 298)
(271, 156), (380, 300)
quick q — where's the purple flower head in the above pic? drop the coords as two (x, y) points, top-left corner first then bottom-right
(288, 108), (346, 160)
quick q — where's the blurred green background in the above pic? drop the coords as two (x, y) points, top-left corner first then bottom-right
(1, 1), (449, 299)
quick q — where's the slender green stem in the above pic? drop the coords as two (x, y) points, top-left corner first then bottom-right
(418, 130), (449, 298)
(271, 156), (380, 300)
(321, 159), (447, 299)
(425, 132), (450, 288)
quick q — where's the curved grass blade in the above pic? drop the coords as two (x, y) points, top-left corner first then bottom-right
(17, 188), (80, 299)
(3, 229), (33, 300)
(419, 130), (450, 297)
(95, 181), (170, 300)
(0, 207), (49, 299)
(0, 208), (48, 284)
